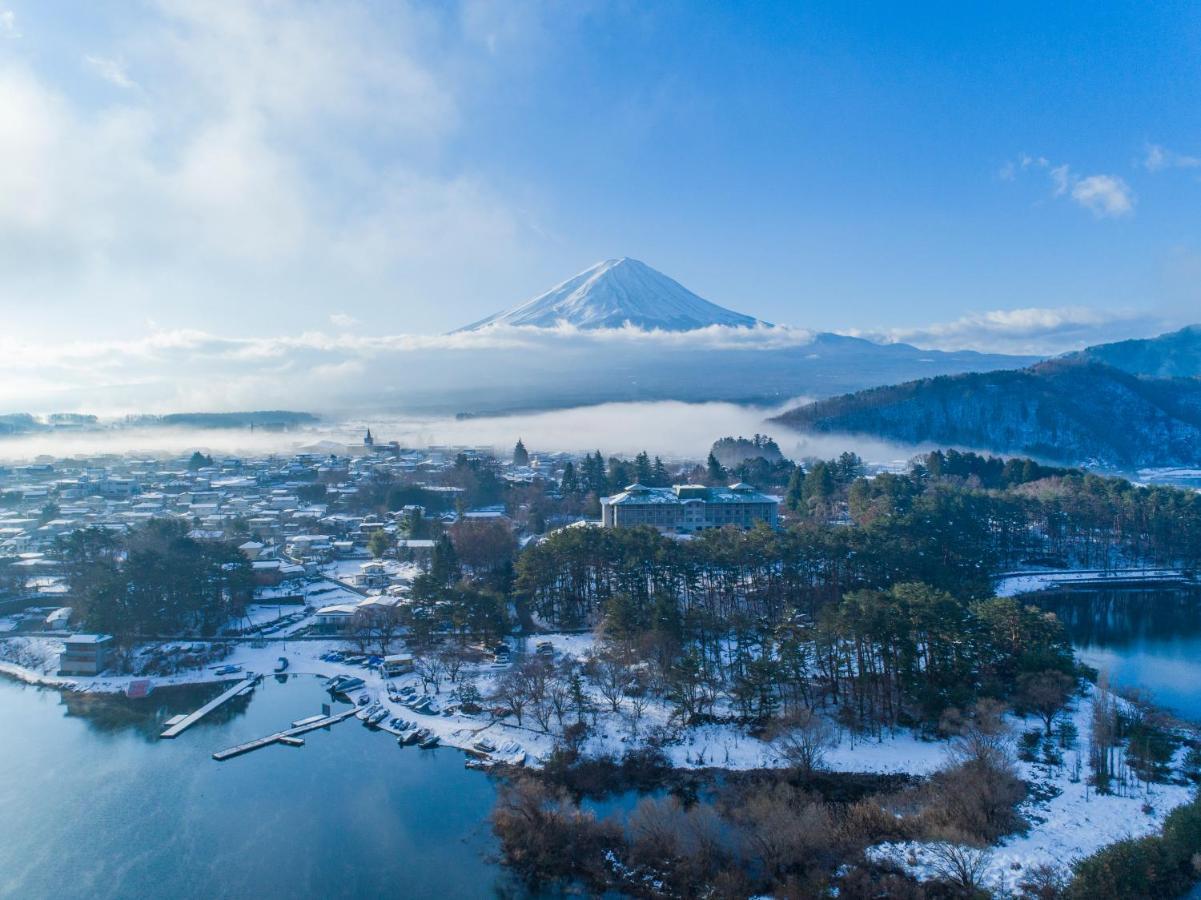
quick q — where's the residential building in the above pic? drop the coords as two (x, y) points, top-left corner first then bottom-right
(58, 634), (114, 675)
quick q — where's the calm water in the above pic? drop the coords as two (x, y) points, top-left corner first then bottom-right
(0, 675), (513, 900)
(1033, 584), (1201, 723)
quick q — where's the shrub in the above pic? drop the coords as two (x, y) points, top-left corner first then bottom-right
(490, 777), (621, 889)
(1161, 800), (1201, 871)
(1019, 730), (1042, 762)
(1067, 836), (1174, 899)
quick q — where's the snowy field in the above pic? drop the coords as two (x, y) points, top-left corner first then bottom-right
(868, 683), (1197, 891)
(994, 567), (1192, 597)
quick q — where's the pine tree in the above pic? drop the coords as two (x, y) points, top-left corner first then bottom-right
(634, 451), (653, 484)
(651, 456), (670, 487)
(512, 438), (530, 467)
(582, 451), (606, 495)
(560, 461), (579, 496)
(784, 466), (806, 511)
(430, 534), (461, 587)
(706, 452), (726, 485)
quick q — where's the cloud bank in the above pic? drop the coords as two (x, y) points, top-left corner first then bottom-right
(855, 307), (1167, 356)
(0, 310), (1178, 416)
(0, 1), (541, 340)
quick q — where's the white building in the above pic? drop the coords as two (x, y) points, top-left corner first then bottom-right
(600, 483), (779, 533)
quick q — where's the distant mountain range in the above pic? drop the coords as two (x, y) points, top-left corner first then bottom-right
(773, 328), (1201, 470)
(1071, 325), (1201, 378)
(0, 411), (317, 436)
(457, 257), (766, 331)
(425, 259), (1038, 412)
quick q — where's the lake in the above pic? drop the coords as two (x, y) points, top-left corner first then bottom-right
(0, 675), (514, 900)
(1032, 583), (1201, 723)
(3, 585), (1199, 899)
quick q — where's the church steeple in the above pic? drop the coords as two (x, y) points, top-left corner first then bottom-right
(364, 428), (374, 447)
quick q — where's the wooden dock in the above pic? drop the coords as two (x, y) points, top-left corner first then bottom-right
(211, 706), (358, 761)
(159, 676), (259, 739)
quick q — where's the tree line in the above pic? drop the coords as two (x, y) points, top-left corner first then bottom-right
(56, 520), (253, 641)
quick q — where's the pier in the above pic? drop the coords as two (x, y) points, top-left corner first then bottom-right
(212, 706), (358, 761)
(159, 676), (259, 739)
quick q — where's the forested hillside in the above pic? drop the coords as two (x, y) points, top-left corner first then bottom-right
(772, 359), (1201, 469)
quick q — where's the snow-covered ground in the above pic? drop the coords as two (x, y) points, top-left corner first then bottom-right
(1, 626), (1194, 887)
(868, 683), (1198, 891)
(994, 568), (1192, 598)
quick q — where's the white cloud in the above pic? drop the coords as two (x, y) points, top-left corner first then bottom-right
(0, 9), (16, 37)
(329, 313), (359, 328)
(0, 311), (1176, 415)
(1004, 153), (1135, 218)
(84, 54), (135, 88)
(1142, 143), (1201, 172)
(1070, 174), (1134, 217)
(0, 323), (823, 414)
(856, 307), (1163, 355)
(0, 1), (537, 339)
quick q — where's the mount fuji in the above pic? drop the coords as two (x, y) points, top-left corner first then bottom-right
(458, 257), (766, 332)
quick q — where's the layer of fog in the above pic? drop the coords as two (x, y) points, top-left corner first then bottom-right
(0, 322), (1038, 418)
(0, 399), (928, 469)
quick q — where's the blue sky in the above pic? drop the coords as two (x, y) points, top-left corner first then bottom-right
(0, 0), (1198, 355)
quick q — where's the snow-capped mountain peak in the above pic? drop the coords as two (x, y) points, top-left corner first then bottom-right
(457, 258), (767, 332)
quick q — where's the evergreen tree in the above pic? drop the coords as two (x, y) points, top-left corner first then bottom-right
(783, 466), (806, 511)
(367, 529), (391, 559)
(802, 461), (836, 509)
(187, 450), (213, 471)
(634, 451), (653, 484)
(607, 457), (637, 493)
(581, 451), (606, 495)
(512, 438), (530, 467)
(559, 461), (579, 496)
(651, 456), (670, 487)
(706, 452), (726, 485)
(430, 534), (461, 587)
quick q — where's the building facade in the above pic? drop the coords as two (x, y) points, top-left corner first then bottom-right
(600, 483), (779, 533)
(58, 634), (114, 676)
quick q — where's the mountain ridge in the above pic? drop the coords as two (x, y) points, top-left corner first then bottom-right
(456, 257), (766, 332)
(1070, 324), (1201, 378)
(771, 351), (1201, 470)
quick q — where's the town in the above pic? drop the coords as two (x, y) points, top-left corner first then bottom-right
(2, 431), (1200, 897)
(0, 430), (784, 670)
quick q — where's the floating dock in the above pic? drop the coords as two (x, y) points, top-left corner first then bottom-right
(159, 676), (259, 739)
(211, 706), (358, 761)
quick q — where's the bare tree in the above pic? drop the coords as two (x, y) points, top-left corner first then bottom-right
(1019, 670), (1074, 736)
(927, 838), (993, 891)
(492, 667), (529, 725)
(413, 652), (446, 694)
(944, 698), (1013, 769)
(585, 648), (631, 713)
(439, 645), (482, 684)
(346, 611), (374, 655)
(768, 707), (835, 777)
(366, 606), (401, 657)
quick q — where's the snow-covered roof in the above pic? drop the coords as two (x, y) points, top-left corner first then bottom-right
(602, 483), (778, 507)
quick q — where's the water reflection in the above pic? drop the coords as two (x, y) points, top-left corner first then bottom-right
(0, 674), (512, 900)
(58, 682), (239, 740)
(1032, 585), (1201, 722)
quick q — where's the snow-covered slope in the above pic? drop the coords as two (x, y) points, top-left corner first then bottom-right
(458, 258), (766, 332)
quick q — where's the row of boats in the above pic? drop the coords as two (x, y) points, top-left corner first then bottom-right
(468, 736), (526, 767)
(396, 724), (440, 749)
